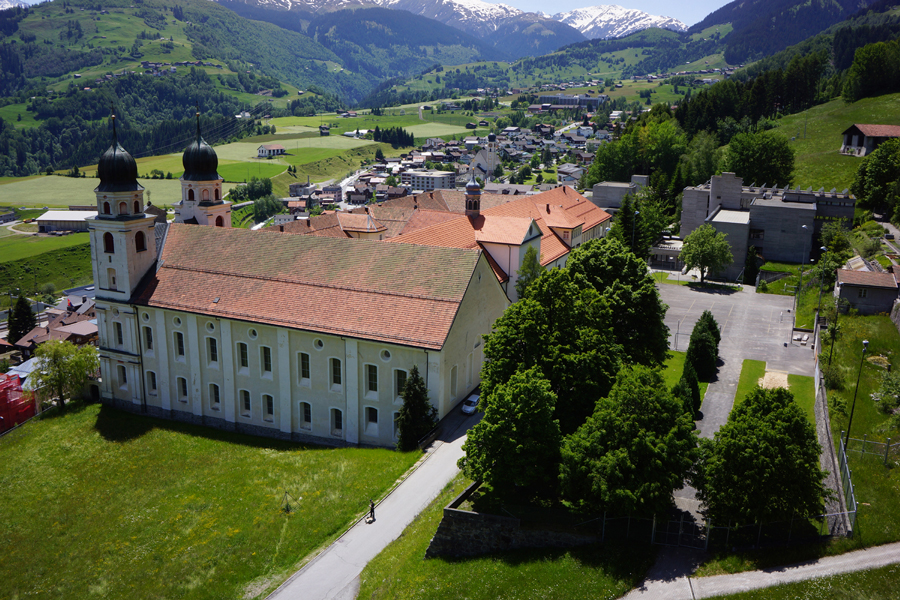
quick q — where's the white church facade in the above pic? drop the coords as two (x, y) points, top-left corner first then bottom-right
(87, 117), (509, 447)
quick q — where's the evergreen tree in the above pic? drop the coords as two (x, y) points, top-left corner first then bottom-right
(514, 245), (545, 300)
(7, 295), (36, 344)
(395, 365), (437, 451)
(681, 359), (702, 416)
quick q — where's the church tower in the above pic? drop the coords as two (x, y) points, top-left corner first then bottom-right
(88, 115), (159, 409)
(175, 112), (230, 227)
(465, 171), (481, 219)
(88, 115), (158, 303)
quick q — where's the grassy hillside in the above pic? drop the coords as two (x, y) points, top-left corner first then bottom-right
(0, 240), (92, 308)
(0, 402), (419, 599)
(774, 93), (900, 190)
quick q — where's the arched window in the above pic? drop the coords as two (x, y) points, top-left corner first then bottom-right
(202, 189), (209, 202)
(188, 189), (195, 201)
(215, 215), (224, 227)
(133, 200), (140, 214)
(214, 188), (220, 201)
(102, 201), (111, 215)
(135, 231), (146, 252)
(118, 202), (127, 215)
(103, 232), (114, 253)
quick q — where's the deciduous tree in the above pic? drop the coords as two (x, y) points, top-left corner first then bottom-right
(567, 237), (669, 366)
(724, 130), (795, 188)
(514, 245), (545, 300)
(458, 367), (561, 496)
(691, 386), (828, 525)
(560, 365), (697, 516)
(29, 340), (99, 413)
(680, 224), (734, 283)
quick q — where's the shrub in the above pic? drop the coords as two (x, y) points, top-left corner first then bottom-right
(821, 362), (844, 391)
(687, 330), (718, 380)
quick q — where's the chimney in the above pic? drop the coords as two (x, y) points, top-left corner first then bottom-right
(82, 296), (87, 303)
(279, 225), (284, 232)
(546, 203), (550, 212)
(306, 220), (310, 228)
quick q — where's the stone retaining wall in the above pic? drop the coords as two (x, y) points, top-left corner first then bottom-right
(425, 482), (598, 558)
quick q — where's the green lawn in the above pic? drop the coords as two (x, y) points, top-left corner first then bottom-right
(775, 93), (900, 191)
(0, 402), (420, 599)
(0, 103), (40, 129)
(788, 373), (816, 425)
(733, 359), (767, 410)
(0, 233), (89, 263)
(0, 176), (239, 208)
(651, 271), (689, 286)
(713, 563), (900, 600)
(358, 474), (655, 600)
(662, 350), (710, 402)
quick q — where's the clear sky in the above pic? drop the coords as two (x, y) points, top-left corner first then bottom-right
(508, 0), (732, 28)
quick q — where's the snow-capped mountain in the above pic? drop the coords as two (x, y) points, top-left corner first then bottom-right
(383, 0), (522, 36)
(0, 0), (28, 8)
(552, 5), (687, 39)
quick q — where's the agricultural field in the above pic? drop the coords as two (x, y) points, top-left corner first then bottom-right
(0, 232), (89, 263)
(775, 93), (900, 191)
(0, 241), (93, 308)
(0, 175), (239, 208)
(0, 103), (40, 129)
(0, 403), (420, 599)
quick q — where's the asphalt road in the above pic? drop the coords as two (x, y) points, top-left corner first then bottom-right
(267, 409), (478, 600)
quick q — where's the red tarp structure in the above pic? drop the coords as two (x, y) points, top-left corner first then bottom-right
(0, 373), (33, 433)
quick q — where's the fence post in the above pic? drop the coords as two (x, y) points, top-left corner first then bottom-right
(863, 434), (868, 455)
(705, 520), (710, 551)
(602, 512), (606, 543)
(886, 438), (892, 466)
(757, 522), (763, 546)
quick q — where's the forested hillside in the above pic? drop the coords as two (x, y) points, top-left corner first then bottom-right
(690, 0), (871, 63)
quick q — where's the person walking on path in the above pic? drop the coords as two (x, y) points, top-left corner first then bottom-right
(368, 500), (375, 523)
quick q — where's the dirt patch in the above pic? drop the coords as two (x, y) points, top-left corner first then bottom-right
(759, 371), (789, 390)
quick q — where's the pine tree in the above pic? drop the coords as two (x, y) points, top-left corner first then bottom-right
(396, 365), (437, 451)
(7, 295), (36, 345)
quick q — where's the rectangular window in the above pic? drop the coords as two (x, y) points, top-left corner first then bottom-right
(208, 338), (218, 364)
(261, 346), (272, 374)
(366, 406), (378, 424)
(147, 371), (157, 394)
(143, 326), (153, 351)
(367, 364), (378, 393)
(264, 394), (274, 421)
(395, 369), (407, 400)
(331, 408), (343, 435)
(301, 402), (312, 429)
(858, 288), (868, 299)
(209, 384), (220, 409)
(178, 377), (188, 402)
(331, 358), (342, 387)
(174, 331), (185, 357)
(114, 321), (124, 346)
(117, 365), (127, 389)
(238, 342), (249, 369)
(240, 390), (251, 417)
(299, 352), (310, 382)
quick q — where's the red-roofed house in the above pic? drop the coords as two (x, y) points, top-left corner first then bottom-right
(841, 124), (900, 156)
(257, 144), (286, 157)
(835, 269), (898, 314)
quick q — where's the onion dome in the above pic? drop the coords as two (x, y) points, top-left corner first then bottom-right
(466, 171), (481, 193)
(182, 113), (221, 182)
(487, 133), (496, 142)
(96, 115), (141, 193)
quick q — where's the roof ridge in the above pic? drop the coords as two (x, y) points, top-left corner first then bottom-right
(160, 263), (469, 303)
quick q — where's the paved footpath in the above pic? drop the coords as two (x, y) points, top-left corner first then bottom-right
(624, 542), (900, 599)
(267, 412), (475, 600)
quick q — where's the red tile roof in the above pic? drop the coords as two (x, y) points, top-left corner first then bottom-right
(133, 225), (484, 349)
(849, 124), (900, 138)
(474, 216), (534, 245)
(837, 269), (898, 289)
(336, 212), (387, 233)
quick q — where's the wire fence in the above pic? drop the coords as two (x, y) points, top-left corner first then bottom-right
(843, 433), (900, 465)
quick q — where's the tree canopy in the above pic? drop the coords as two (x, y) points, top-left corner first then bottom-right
(395, 365), (437, 451)
(458, 367), (561, 496)
(691, 386), (828, 525)
(481, 268), (621, 434)
(514, 245), (546, 300)
(7, 295), (37, 345)
(29, 340), (99, 413)
(567, 237), (669, 366)
(559, 365), (697, 517)
(724, 130), (795, 188)
(851, 137), (900, 218)
(680, 224), (734, 283)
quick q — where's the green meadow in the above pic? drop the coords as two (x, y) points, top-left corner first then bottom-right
(0, 403), (420, 599)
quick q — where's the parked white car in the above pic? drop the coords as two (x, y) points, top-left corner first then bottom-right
(461, 395), (479, 415)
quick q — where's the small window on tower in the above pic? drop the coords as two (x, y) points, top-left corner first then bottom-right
(188, 189), (195, 201)
(133, 200), (140, 214)
(215, 216), (223, 227)
(118, 202), (127, 215)
(215, 188), (220, 201)
(103, 202), (111, 215)
(202, 189), (210, 202)
(135, 231), (146, 252)
(103, 233), (114, 253)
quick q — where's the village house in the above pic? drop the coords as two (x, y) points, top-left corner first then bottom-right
(257, 144), (286, 158)
(840, 124), (900, 156)
(835, 269), (898, 315)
